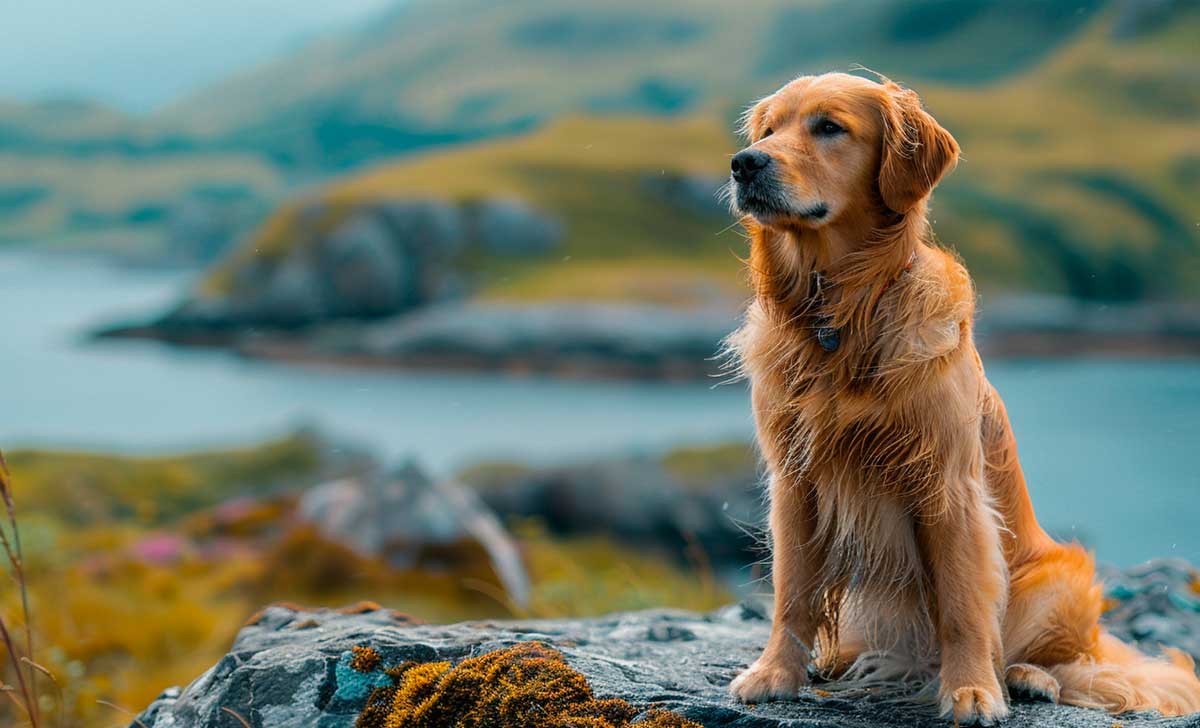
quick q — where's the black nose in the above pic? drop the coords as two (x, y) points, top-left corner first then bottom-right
(731, 149), (771, 183)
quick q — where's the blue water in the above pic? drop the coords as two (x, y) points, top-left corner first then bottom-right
(1, 250), (1197, 566)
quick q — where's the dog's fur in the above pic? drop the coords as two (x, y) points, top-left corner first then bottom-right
(725, 72), (1200, 725)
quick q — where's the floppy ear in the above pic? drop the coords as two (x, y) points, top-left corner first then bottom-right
(878, 84), (960, 214)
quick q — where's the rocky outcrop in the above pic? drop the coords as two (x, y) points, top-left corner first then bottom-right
(338, 302), (738, 379)
(463, 449), (761, 569)
(100, 284), (1200, 381)
(113, 197), (563, 336)
(299, 464), (530, 607)
(132, 560), (1200, 728)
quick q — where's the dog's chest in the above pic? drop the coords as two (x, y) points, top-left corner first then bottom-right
(810, 479), (925, 593)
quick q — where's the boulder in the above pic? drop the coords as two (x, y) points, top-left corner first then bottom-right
(299, 464), (529, 608)
(316, 214), (415, 318)
(256, 249), (329, 326)
(464, 452), (761, 569)
(126, 196), (567, 338)
(466, 197), (563, 255)
(131, 559), (1200, 728)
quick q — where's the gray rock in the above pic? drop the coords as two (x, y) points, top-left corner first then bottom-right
(357, 301), (739, 379)
(1100, 558), (1200, 660)
(257, 249), (329, 325)
(317, 214), (415, 318)
(299, 463), (529, 608)
(464, 451), (761, 569)
(131, 589), (1200, 728)
(467, 197), (562, 255)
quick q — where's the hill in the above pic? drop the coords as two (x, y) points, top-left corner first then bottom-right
(196, 2), (1200, 307)
(3, 0), (1196, 297)
(201, 114), (741, 306)
(0, 97), (284, 257)
(160, 0), (1108, 169)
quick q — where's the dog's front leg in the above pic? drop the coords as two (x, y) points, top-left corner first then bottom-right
(730, 473), (820, 703)
(917, 483), (1008, 726)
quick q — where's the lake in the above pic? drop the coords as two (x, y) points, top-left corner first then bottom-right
(1, 250), (1197, 567)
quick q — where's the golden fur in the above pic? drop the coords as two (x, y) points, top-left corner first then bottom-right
(725, 72), (1200, 725)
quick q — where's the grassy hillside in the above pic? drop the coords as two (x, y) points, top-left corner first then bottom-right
(3, 0), (1196, 293)
(921, 7), (1200, 300)
(208, 4), (1200, 304)
(207, 114), (746, 304)
(0, 98), (285, 254)
(159, 0), (1108, 169)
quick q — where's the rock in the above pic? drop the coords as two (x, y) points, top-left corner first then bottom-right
(299, 463), (530, 607)
(131, 568), (1200, 728)
(466, 197), (562, 256)
(317, 214), (415, 318)
(1099, 558), (1200, 659)
(257, 249), (329, 326)
(108, 195), (572, 343)
(463, 450), (761, 569)
(355, 301), (738, 379)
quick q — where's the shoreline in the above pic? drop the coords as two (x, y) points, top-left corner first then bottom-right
(96, 296), (1200, 382)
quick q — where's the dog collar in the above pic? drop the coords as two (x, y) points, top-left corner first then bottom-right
(811, 252), (917, 353)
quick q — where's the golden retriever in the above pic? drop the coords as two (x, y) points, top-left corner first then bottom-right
(724, 72), (1200, 725)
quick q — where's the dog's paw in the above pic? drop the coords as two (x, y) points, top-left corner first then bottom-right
(939, 684), (1009, 726)
(1005, 663), (1060, 703)
(729, 659), (809, 703)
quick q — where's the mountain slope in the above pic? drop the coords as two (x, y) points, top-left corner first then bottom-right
(200, 3), (1200, 307)
(4, 0), (1196, 289)
(203, 114), (740, 306)
(159, 0), (1111, 169)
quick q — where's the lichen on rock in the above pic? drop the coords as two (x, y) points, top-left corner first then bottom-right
(129, 564), (1200, 728)
(354, 641), (700, 728)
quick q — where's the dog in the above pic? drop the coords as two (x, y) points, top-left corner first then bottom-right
(724, 72), (1200, 725)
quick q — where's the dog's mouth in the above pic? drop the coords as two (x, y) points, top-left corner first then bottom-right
(733, 178), (829, 225)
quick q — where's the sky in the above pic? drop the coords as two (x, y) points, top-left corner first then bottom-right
(0, 0), (396, 113)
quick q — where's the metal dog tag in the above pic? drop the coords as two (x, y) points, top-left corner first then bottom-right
(816, 325), (840, 352)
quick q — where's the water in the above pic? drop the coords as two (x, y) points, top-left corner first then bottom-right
(1, 250), (1197, 566)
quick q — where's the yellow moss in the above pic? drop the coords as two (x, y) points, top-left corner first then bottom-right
(351, 645), (383, 674)
(355, 642), (700, 728)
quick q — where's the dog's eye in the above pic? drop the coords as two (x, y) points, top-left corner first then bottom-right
(814, 119), (845, 137)
(760, 127), (774, 140)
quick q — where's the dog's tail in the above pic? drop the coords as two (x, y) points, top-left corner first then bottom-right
(1049, 631), (1200, 717)
(1006, 542), (1200, 717)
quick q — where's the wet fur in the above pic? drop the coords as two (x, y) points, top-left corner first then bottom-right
(725, 73), (1200, 724)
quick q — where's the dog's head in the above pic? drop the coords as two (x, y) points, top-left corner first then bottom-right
(731, 73), (959, 230)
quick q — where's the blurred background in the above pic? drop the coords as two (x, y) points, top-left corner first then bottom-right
(2, 0), (1198, 723)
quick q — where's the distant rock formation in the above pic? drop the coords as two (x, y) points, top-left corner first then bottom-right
(462, 449), (762, 569)
(145, 197), (564, 332)
(131, 559), (1200, 727)
(299, 463), (530, 607)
